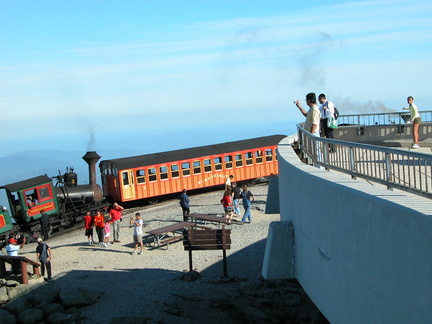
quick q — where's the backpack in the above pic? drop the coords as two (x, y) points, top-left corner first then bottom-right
(333, 107), (340, 120)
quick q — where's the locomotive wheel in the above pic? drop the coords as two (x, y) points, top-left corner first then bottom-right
(148, 198), (159, 205)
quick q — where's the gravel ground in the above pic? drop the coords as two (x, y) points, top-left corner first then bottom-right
(16, 183), (324, 323)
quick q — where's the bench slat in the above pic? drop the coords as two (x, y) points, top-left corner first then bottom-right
(185, 245), (231, 250)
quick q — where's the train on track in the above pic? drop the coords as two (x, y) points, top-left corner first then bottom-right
(0, 134), (286, 244)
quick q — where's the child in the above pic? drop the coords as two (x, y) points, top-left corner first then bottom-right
(225, 207), (233, 224)
(104, 220), (112, 247)
(94, 209), (105, 245)
(220, 190), (232, 215)
(83, 211), (94, 245)
(132, 212), (144, 255)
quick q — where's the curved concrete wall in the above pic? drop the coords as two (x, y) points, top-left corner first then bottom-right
(263, 136), (432, 323)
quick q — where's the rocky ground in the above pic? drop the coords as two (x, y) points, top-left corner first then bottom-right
(4, 183), (328, 323)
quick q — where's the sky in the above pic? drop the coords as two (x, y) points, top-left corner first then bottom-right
(1, 0), (432, 160)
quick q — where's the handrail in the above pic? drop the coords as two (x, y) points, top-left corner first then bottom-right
(296, 123), (432, 199)
(338, 110), (432, 126)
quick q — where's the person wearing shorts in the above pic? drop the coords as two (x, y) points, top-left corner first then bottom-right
(132, 213), (143, 255)
(403, 96), (421, 148)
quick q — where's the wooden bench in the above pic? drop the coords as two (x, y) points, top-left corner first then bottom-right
(184, 227), (231, 276)
(0, 255), (41, 284)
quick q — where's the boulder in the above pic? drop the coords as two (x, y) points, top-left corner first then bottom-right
(16, 308), (44, 324)
(0, 309), (16, 324)
(59, 286), (103, 307)
(47, 311), (80, 324)
(0, 286), (9, 304)
(3, 295), (32, 315)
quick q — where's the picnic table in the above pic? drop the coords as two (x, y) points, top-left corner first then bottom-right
(0, 255), (41, 284)
(145, 221), (198, 249)
(186, 213), (231, 227)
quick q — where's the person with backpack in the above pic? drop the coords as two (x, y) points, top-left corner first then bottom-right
(36, 238), (53, 281)
(318, 93), (337, 152)
(318, 93), (336, 139)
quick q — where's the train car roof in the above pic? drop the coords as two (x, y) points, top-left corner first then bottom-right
(1, 175), (52, 192)
(100, 134), (286, 170)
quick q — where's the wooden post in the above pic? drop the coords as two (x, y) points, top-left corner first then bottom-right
(222, 226), (228, 277)
(188, 229), (193, 272)
(20, 260), (28, 284)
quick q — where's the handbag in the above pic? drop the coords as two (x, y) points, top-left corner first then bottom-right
(328, 117), (338, 129)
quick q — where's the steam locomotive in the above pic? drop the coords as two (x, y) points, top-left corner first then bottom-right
(0, 152), (108, 245)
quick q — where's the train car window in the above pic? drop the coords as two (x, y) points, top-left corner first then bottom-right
(160, 166), (168, 180)
(24, 189), (39, 207)
(235, 154), (243, 167)
(204, 159), (212, 172)
(149, 168), (157, 182)
(265, 149), (273, 161)
(245, 152), (253, 165)
(255, 150), (263, 164)
(171, 164), (179, 178)
(224, 155), (233, 169)
(122, 172), (130, 185)
(193, 161), (201, 175)
(38, 186), (51, 200)
(214, 157), (222, 170)
(182, 162), (191, 176)
(136, 169), (146, 184)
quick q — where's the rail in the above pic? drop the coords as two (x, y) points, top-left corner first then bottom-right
(337, 111), (432, 136)
(296, 115), (432, 199)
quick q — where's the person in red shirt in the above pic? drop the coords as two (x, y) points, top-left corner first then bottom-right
(83, 211), (94, 245)
(220, 190), (232, 215)
(109, 202), (124, 243)
(94, 210), (105, 245)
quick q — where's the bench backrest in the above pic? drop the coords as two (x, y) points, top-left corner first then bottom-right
(184, 228), (231, 250)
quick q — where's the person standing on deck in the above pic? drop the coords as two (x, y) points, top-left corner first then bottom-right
(403, 96), (421, 148)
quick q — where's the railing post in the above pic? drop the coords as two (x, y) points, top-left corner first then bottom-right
(349, 147), (356, 179)
(385, 152), (393, 191)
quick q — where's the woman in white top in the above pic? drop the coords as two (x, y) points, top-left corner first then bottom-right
(403, 96), (421, 149)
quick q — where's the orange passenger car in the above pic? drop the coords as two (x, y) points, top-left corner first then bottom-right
(99, 135), (286, 203)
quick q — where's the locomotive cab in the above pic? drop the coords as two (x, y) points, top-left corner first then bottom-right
(0, 176), (59, 227)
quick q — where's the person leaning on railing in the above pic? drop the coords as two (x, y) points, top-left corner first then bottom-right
(402, 96), (421, 149)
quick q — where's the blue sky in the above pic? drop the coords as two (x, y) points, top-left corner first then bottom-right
(1, 0), (431, 159)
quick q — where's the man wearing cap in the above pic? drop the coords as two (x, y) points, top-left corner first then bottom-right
(6, 236), (26, 274)
(36, 238), (53, 281)
(6, 236), (26, 256)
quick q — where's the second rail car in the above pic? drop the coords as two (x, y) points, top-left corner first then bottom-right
(99, 134), (286, 203)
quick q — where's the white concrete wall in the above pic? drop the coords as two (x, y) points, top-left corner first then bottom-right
(263, 136), (432, 323)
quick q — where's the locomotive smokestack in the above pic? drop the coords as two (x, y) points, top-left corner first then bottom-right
(82, 151), (101, 185)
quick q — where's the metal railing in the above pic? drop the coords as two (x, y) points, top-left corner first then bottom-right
(338, 111), (432, 126)
(297, 117), (432, 199)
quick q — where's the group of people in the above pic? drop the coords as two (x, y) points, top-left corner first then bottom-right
(220, 175), (255, 224)
(294, 93), (337, 143)
(295, 92), (422, 149)
(83, 203), (125, 247)
(178, 175), (256, 224)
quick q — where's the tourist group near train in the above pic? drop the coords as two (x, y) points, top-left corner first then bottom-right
(0, 134), (285, 244)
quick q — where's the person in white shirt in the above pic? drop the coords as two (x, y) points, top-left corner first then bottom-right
(318, 93), (335, 140)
